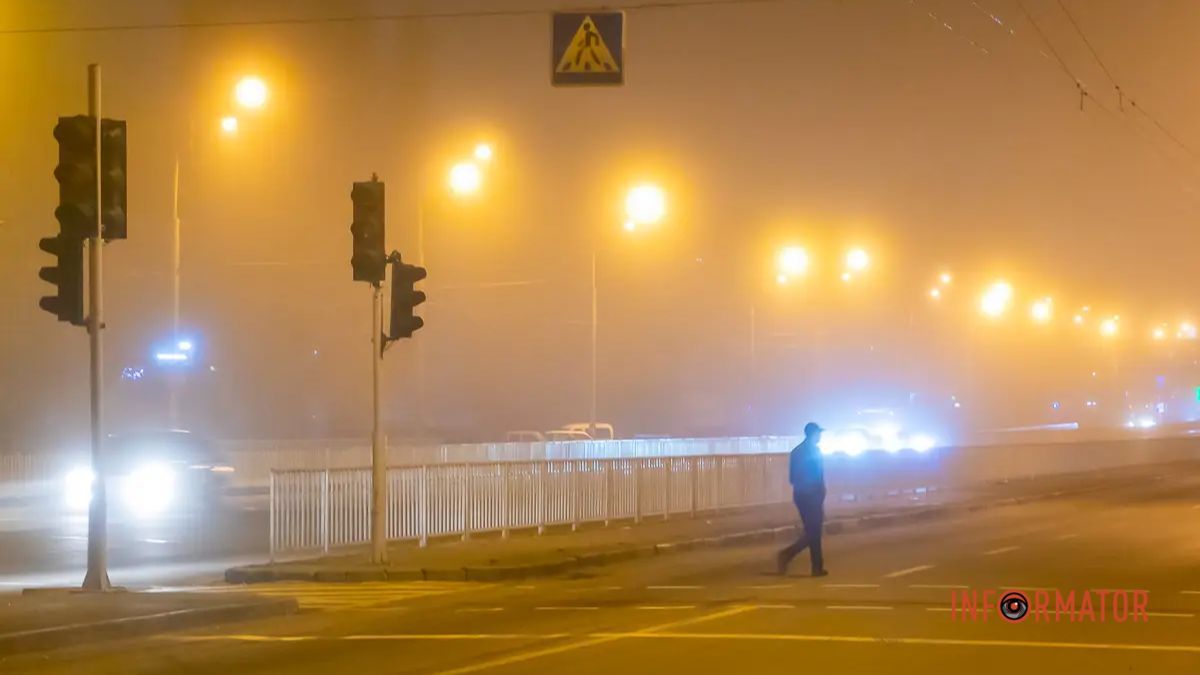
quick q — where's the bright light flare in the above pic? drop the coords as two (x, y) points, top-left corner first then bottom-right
(939, 272), (952, 285)
(219, 116), (239, 134)
(910, 434), (936, 453)
(234, 76), (269, 109)
(177, 340), (194, 352)
(929, 288), (941, 300)
(64, 466), (94, 511)
(1178, 322), (1197, 340)
(845, 248), (870, 272)
(625, 184), (666, 225)
(473, 143), (494, 162)
(777, 246), (809, 277)
(448, 161), (483, 196)
(623, 220), (637, 232)
(980, 281), (1013, 318)
(122, 463), (176, 517)
(1152, 325), (1167, 341)
(1030, 297), (1053, 323)
(1100, 317), (1119, 337)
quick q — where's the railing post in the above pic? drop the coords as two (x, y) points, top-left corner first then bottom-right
(603, 460), (612, 526)
(461, 464), (472, 542)
(537, 461), (546, 535)
(570, 461), (578, 532)
(634, 458), (643, 524)
(501, 463), (510, 540)
(268, 471), (276, 562)
(664, 458), (672, 520)
(690, 457), (698, 518)
(715, 457), (724, 516)
(321, 469), (330, 554)
(419, 465), (429, 548)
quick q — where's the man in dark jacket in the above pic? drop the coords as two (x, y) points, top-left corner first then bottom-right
(777, 422), (828, 576)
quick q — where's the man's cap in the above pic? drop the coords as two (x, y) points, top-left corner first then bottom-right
(804, 422), (824, 436)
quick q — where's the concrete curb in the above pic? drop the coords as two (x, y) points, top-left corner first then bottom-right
(0, 597), (298, 658)
(224, 484), (1089, 584)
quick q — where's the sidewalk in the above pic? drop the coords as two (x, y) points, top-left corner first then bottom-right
(226, 467), (1134, 584)
(0, 590), (297, 658)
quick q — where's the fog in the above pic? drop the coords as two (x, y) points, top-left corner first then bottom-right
(3, 0), (1200, 447)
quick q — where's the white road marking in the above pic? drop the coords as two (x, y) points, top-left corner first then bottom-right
(647, 585), (702, 590)
(926, 607), (953, 612)
(535, 607), (598, 611)
(821, 583), (880, 589)
(752, 604), (795, 610)
(457, 608), (504, 613)
(1146, 612), (1195, 618)
(827, 605), (893, 611)
(983, 546), (1021, 556)
(1054, 533), (1079, 541)
(910, 584), (968, 590)
(1191, 504), (1200, 510)
(515, 585), (536, 590)
(602, 632), (1200, 653)
(740, 584), (792, 590)
(636, 606), (696, 610)
(883, 565), (935, 578)
(1181, 591), (1200, 595)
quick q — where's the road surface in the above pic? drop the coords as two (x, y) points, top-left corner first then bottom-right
(2, 463), (1198, 673)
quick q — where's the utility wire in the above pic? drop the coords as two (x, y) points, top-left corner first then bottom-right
(0, 0), (798, 35)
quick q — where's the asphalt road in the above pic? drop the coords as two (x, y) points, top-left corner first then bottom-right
(2, 462), (1198, 674)
(0, 496), (267, 588)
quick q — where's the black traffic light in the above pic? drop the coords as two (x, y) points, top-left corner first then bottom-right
(52, 115), (128, 240)
(99, 119), (127, 240)
(388, 253), (427, 339)
(350, 178), (386, 284)
(38, 234), (85, 324)
(53, 115), (97, 238)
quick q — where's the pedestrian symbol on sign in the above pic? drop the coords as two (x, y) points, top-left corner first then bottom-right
(551, 12), (624, 86)
(557, 16), (619, 74)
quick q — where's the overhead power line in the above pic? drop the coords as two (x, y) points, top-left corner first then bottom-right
(0, 0), (799, 35)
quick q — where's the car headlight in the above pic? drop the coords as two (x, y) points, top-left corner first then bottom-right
(122, 463), (176, 517)
(64, 466), (95, 511)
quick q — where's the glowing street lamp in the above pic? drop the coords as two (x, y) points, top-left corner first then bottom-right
(473, 143), (494, 162)
(777, 246), (810, 278)
(448, 161), (483, 196)
(845, 248), (870, 273)
(1100, 317), (1119, 338)
(980, 281), (1013, 318)
(1152, 325), (1167, 341)
(929, 287), (941, 300)
(939, 272), (952, 285)
(234, 76), (269, 109)
(1030, 297), (1053, 323)
(1178, 321), (1198, 340)
(625, 184), (666, 226)
(219, 116), (239, 135)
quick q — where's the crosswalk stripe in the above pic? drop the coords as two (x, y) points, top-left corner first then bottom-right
(175, 581), (481, 611)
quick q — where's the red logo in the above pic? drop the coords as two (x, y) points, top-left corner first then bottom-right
(951, 588), (1149, 623)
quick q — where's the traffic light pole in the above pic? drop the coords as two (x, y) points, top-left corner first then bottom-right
(370, 283), (387, 564)
(82, 63), (110, 592)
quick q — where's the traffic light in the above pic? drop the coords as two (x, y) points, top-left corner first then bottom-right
(52, 115), (127, 240)
(53, 115), (97, 238)
(38, 234), (85, 324)
(99, 119), (127, 240)
(388, 254), (427, 339)
(350, 179), (386, 283)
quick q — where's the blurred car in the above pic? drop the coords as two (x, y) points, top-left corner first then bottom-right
(63, 429), (235, 518)
(543, 429), (593, 442)
(560, 422), (616, 440)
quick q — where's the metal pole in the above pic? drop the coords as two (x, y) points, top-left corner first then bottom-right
(415, 198), (428, 431)
(590, 249), (597, 438)
(168, 155), (181, 427)
(82, 64), (110, 592)
(370, 284), (387, 564)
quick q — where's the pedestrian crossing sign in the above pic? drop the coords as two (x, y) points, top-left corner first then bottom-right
(552, 12), (625, 86)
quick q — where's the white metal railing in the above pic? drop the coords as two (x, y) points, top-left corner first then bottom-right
(269, 453), (791, 558)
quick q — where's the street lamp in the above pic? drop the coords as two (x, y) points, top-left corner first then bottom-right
(448, 161), (483, 196)
(219, 116), (239, 135)
(473, 143), (494, 162)
(234, 76), (269, 109)
(777, 245), (809, 279)
(980, 281), (1013, 318)
(845, 247), (870, 273)
(625, 184), (666, 226)
(1031, 297), (1053, 323)
(1100, 317), (1119, 338)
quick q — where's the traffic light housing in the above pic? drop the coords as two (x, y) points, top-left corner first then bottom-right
(388, 254), (427, 339)
(350, 179), (386, 283)
(38, 235), (85, 324)
(52, 115), (127, 241)
(99, 119), (127, 240)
